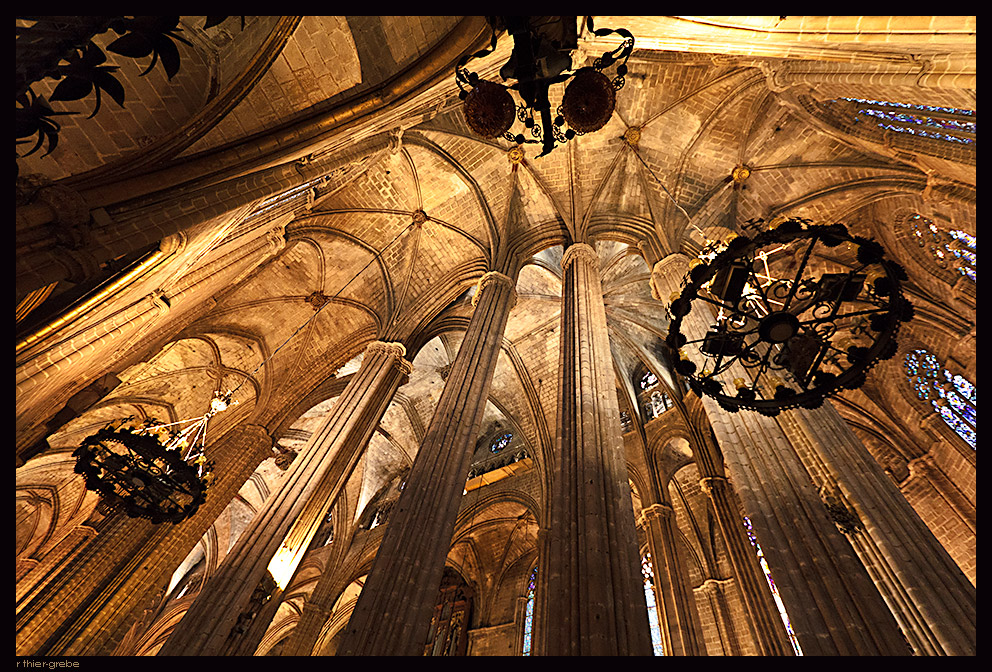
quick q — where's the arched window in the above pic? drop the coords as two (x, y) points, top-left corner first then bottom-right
(640, 371), (659, 390)
(908, 214), (976, 282)
(743, 516), (803, 656)
(903, 349), (976, 449)
(640, 553), (665, 656)
(838, 98), (976, 145)
(619, 410), (634, 433)
(491, 432), (512, 454)
(642, 390), (673, 420)
(522, 567), (536, 655)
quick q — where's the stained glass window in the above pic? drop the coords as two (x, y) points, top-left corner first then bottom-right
(909, 214), (976, 282)
(522, 567), (537, 655)
(640, 371), (659, 390)
(838, 97), (976, 145)
(640, 553), (665, 656)
(491, 432), (512, 454)
(620, 410), (633, 433)
(644, 391), (673, 420)
(903, 349), (976, 449)
(743, 516), (803, 656)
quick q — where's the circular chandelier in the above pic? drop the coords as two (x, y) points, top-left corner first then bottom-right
(665, 218), (914, 415)
(73, 393), (230, 524)
(457, 16), (634, 157)
(69, 209), (430, 524)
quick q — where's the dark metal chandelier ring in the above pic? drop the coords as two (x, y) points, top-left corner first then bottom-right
(73, 421), (212, 524)
(665, 218), (914, 415)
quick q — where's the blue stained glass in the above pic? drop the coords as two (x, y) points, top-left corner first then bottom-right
(491, 432), (512, 454)
(641, 554), (665, 656)
(961, 404), (977, 427)
(954, 375), (976, 404)
(840, 97), (974, 116)
(846, 98), (977, 144)
(949, 230), (977, 249)
(522, 567), (536, 655)
(859, 109), (977, 133)
(907, 349), (976, 450)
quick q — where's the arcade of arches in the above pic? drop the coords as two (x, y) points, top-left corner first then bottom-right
(15, 16), (975, 656)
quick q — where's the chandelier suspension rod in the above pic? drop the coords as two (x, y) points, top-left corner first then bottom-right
(628, 146), (694, 228)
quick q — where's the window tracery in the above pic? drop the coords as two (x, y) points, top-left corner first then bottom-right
(640, 553), (665, 656)
(642, 390), (673, 420)
(903, 348), (976, 449)
(839, 97), (976, 145)
(907, 214), (976, 282)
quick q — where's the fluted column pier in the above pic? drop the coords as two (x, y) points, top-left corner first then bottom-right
(158, 341), (412, 656)
(778, 404), (976, 654)
(652, 253), (909, 655)
(638, 502), (706, 655)
(697, 475), (793, 655)
(540, 243), (653, 656)
(336, 271), (517, 656)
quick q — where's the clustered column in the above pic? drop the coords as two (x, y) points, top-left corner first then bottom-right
(777, 404), (976, 654)
(539, 243), (653, 656)
(651, 253), (909, 655)
(336, 270), (517, 656)
(638, 502), (706, 655)
(157, 340), (413, 656)
(697, 474), (792, 655)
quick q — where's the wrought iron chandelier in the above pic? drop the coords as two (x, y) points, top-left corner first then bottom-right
(665, 218), (914, 415)
(457, 16), (634, 157)
(71, 210), (427, 524)
(73, 392), (230, 523)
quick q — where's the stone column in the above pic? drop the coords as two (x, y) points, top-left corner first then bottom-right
(157, 341), (412, 656)
(638, 502), (706, 655)
(540, 243), (653, 656)
(336, 270), (516, 656)
(652, 253), (909, 655)
(777, 404), (976, 655)
(697, 475), (793, 655)
(694, 578), (744, 655)
(279, 525), (358, 656)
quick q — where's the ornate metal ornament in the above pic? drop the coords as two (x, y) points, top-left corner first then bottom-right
(456, 17), (634, 157)
(72, 408), (223, 524)
(665, 218), (914, 415)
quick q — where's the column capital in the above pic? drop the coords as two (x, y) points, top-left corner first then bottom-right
(471, 271), (516, 307)
(638, 502), (674, 525)
(698, 475), (728, 495)
(695, 577), (735, 595)
(561, 242), (599, 271)
(907, 453), (936, 481)
(650, 253), (694, 300)
(364, 340), (414, 376)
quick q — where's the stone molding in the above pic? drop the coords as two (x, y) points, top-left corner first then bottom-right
(698, 475), (727, 496)
(560, 242), (599, 271)
(471, 271), (516, 307)
(637, 502), (674, 524)
(364, 340), (413, 377)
